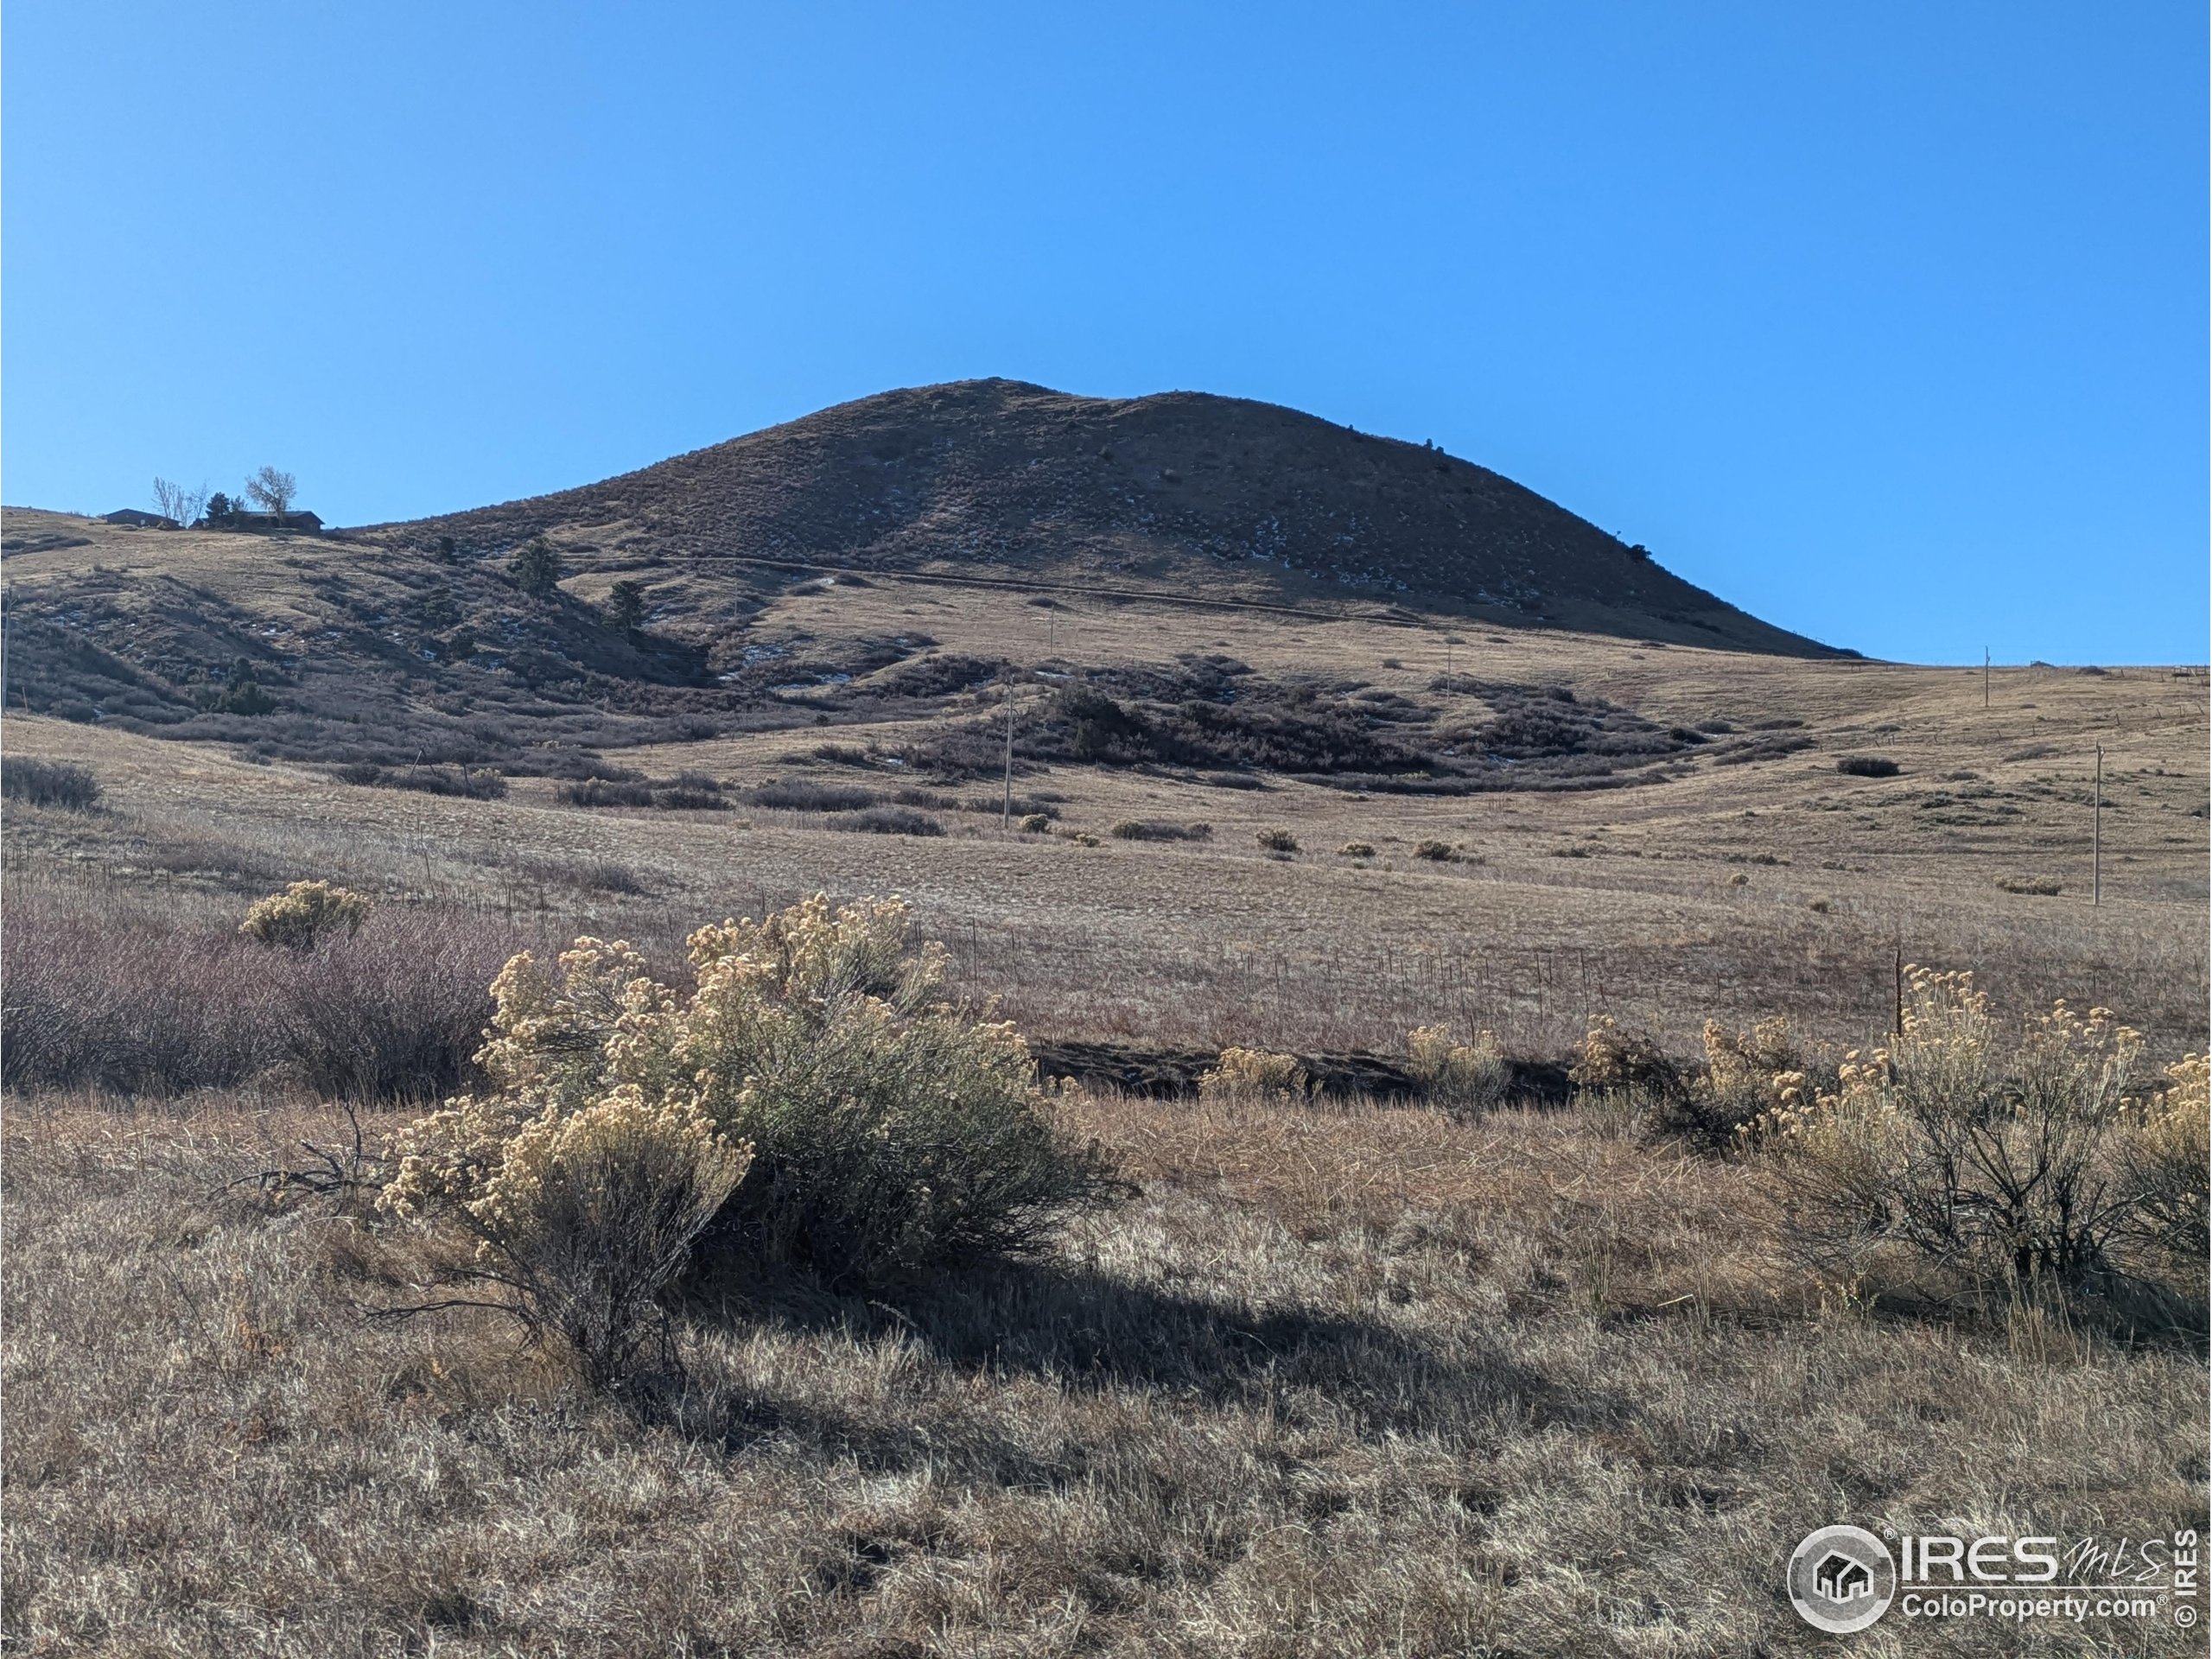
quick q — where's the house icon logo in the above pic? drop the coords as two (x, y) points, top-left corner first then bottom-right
(1815, 1550), (1872, 1601)
(1788, 1525), (1896, 1633)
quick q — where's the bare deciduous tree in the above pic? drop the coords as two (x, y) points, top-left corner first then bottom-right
(244, 467), (299, 514)
(152, 478), (209, 527)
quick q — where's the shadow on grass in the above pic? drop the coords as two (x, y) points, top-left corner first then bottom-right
(684, 1253), (1628, 1467)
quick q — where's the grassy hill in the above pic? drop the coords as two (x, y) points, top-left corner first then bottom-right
(0, 378), (1854, 785)
(366, 378), (1841, 658)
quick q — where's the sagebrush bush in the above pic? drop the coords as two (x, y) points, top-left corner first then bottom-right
(1018, 812), (1050, 833)
(1338, 842), (1375, 858)
(386, 895), (1119, 1287)
(1255, 829), (1299, 853)
(240, 880), (372, 950)
(1413, 839), (1459, 862)
(1198, 1046), (1309, 1102)
(385, 1089), (753, 1389)
(1407, 1026), (1511, 1109)
(2, 757), (99, 810)
(1753, 969), (2206, 1321)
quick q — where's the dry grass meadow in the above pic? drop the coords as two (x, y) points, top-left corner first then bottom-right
(4, 512), (2209, 1655)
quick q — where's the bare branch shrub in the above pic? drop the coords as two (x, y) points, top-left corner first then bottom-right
(2, 893), (513, 1099)
(274, 912), (514, 1102)
(1, 758), (99, 810)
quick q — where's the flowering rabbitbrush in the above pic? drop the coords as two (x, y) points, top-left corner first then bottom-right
(386, 893), (1119, 1291)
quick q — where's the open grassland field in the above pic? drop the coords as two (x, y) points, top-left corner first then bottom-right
(3, 492), (2208, 1656)
(8, 1095), (2205, 1658)
(3, 507), (2204, 1058)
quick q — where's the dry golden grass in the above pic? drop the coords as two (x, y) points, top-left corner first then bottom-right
(4, 512), (2204, 1654)
(5, 590), (2203, 1058)
(5, 1091), (2202, 1656)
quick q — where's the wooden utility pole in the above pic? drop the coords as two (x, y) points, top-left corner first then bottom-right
(2092, 744), (2102, 907)
(1984, 648), (1990, 709)
(1001, 677), (1015, 827)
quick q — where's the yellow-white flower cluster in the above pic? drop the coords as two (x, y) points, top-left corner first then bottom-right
(239, 879), (372, 949)
(1407, 1025), (1511, 1106)
(1199, 1046), (1310, 1102)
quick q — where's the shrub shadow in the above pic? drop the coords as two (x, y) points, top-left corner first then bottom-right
(690, 1254), (1625, 1451)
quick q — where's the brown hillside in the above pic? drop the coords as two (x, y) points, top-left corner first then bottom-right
(369, 378), (1842, 657)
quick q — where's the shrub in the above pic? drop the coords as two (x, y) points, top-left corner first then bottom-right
(200, 679), (277, 716)
(385, 1090), (752, 1389)
(1997, 875), (2063, 896)
(1646, 1017), (1813, 1148)
(1255, 828), (1300, 853)
(274, 911), (512, 1102)
(1109, 819), (1210, 842)
(1407, 1027), (1510, 1109)
(1198, 1047), (1309, 1103)
(386, 896), (1119, 1287)
(3, 897), (279, 1094)
(1836, 756), (1901, 778)
(829, 806), (944, 836)
(744, 780), (880, 812)
(1568, 1016), (1680, 1097)
(382, 765), (508, 800)
(1018, 812), (1050, 833)
(563, 778), (654, 808)
(1753, 970), (2202, 1319)
(652, 786), (729, 811)
(241, 880), (372, 950)
(2, 894), (512, 1099)
(1413, 839), (1459, 861)
(1338, 842), (1376, 858)
(2124, 1055), (2210, 1298)
(2, 758), (99, 810)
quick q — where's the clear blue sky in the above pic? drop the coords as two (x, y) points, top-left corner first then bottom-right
(6, 3), (2203, 663)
